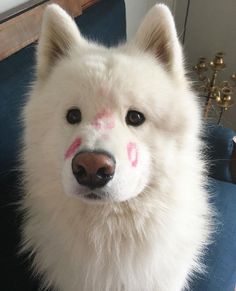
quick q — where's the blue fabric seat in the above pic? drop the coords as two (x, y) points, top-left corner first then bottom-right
(191, 178), (236, 291)
(203, 123), (236, 183)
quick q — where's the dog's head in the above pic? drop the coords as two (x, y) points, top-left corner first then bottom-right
(24, 4), (199, 204)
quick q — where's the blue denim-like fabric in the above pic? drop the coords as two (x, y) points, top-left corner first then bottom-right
(203, 123), (236, 183)
(191, 178), (236, 291)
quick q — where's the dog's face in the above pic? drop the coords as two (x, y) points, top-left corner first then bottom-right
(24, 4), (199, 204)
(59, 54), (153, 203)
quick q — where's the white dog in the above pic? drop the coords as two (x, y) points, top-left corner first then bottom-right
(21, 3), (212, 291)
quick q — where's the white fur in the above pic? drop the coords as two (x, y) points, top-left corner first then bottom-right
(21, 4), (212, 291)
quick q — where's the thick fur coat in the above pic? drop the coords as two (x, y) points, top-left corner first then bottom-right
(21, 4), (212, 291)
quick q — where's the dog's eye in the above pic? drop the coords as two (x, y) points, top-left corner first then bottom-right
(126, 110), (145, 127)
(66, 108), (81, 124)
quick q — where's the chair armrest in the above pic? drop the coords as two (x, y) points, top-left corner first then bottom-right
(203, 123), (236, 184)
(231, 137), (236, 183)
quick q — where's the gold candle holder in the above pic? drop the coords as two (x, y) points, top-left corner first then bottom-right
(193, 52), (235, 123)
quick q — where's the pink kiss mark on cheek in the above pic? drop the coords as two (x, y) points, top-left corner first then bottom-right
(64, 137), (82, 159)
(127, 142), (138, 168)
(92, 109), (115, 130)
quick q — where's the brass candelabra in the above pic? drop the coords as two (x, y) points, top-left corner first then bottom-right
(193, 52), (235, 123)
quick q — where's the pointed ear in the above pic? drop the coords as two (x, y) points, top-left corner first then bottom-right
(134, 4), (185, 79)
(37, 4), (84, 80)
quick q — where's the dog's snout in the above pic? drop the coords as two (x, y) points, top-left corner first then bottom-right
(72, 151), (116, 189)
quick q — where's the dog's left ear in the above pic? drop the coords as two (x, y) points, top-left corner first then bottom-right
(37, 4), (85, 80)
(134, 4), (185, 81)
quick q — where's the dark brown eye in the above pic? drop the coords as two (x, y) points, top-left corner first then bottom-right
(126, 110), (145, 127)
(66, 108), (81, 124)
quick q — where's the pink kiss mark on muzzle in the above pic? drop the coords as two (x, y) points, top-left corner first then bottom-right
(127, 142), (138, 168)
(91, 109), (115, 130)
(65, 137), (82, 159)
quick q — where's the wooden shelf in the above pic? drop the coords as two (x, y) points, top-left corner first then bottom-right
(0, 0), (99, 60)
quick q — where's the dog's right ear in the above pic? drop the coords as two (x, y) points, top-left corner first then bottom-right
(37, 4), (84, 80)
(133, 4), (185, 85)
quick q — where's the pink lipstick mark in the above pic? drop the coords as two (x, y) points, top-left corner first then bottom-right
(127, 142), (138, 168)
(65, 137), (82, 159)
(97, 85), (113, 100)
(98, 85), (109, 98)
(92, 109), (115, 130)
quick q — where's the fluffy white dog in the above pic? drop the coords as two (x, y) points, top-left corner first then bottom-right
(21, 3), (212, 291)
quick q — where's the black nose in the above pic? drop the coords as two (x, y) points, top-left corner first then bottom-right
(72, 151), (116, 189)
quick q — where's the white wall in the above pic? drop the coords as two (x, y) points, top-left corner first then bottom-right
(125, 0), (156, 39)
(125, 0), (175, 39)
(0, 0), (28, 13)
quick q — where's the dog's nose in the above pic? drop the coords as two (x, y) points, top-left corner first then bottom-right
(72, 151), (116, 189)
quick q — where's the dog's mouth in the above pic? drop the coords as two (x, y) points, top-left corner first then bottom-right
(84, 192), (102, 200)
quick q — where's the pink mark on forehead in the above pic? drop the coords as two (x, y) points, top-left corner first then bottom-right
(92, 109), (115, 130)
(64, 137), (82, 159)
(98, 85), (109, 97)
(97, 84), (113, 99)
(127, 142), (138, 168)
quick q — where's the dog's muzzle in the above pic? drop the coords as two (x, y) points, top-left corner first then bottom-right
(72, 150), (116, 191)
